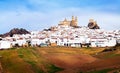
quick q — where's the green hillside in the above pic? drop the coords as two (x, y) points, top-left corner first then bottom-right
(0, 46), (120, 73)
(0, 47), (63, 73)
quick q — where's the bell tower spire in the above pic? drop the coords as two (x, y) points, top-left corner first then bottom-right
(75, 16), (77, 22)
(72, 16), (74, 20)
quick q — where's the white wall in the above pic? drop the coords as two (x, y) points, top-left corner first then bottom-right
(31, 39), (46, 46)
(0, 41), (11, 49)
(16, 39), (26, 46)
(107, 38), (116, 47)
(90, 38), (117, 47)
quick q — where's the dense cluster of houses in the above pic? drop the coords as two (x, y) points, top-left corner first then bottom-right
(0, 24), (120, 49)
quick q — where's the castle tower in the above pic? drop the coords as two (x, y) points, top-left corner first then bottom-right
(94, 21), (97, 25)
(89, 19), (94, 23)
(88, 19), (100, 29)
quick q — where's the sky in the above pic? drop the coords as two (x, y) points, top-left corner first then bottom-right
(0, 0), (120, 34)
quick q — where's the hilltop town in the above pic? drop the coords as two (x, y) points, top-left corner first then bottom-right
(0, 16), (120, 49)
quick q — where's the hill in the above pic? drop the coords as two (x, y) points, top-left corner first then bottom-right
(0, 28), (30, 37)
(0, 47), (120, 73)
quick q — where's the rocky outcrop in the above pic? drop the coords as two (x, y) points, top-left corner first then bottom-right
(0, 28), (30, 37)
(88, 19), (100, 29)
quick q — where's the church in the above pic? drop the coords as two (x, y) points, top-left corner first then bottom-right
(58, 16), (78, 27)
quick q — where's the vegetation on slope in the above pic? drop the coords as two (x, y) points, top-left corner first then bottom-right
(0, 46), (120, 73)
(0, 47), (63, 73)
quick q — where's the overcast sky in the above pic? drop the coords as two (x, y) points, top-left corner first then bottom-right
(0, 0), (120, 34)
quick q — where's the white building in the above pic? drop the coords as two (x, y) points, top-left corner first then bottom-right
(16, 39), (27, 46)
(90, 38), (108, 47)
(107, 38), (116, 47)
(30, 38), (46, 46)
(0, 41), (11, 49)
(90, 37), (116, 47)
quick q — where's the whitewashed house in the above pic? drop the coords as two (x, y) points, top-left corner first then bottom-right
(70, 37), (82, 47)
(90, 38), (108, 47)
(16, 38), (27, 46)
(90, 37), (116, 47)
(11, 41), (17, 47)
(30, 38), (46, 46)
(31, 38), (41, 46)
(57, 35), (90, 47)
(57, 37), (71, 46)
(49, 38), (57, 43)
(0, 41), (11, 49)
(57, 38), (64, 46)
(107, 38), (116, 47)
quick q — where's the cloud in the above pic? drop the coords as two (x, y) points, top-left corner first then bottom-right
(0, 0), (120, 34)
(0, 7), (120, 34)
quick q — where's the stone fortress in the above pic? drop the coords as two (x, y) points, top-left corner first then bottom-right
(58, 16), (78, 27)
(88, 19), (100, 29)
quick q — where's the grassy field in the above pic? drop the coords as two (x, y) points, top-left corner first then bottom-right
(0, 46), (120, 73)
(0, 47), (63, 73)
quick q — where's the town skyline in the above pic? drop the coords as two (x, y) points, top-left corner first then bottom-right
(0, 0), (120, 34)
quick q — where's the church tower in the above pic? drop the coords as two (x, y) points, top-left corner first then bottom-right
(75, 16), (77, 21)
(58, 16), (78, 27)
(75, 16), (78, 26)
(70, 16), (78, 27)
(72, 16), (75, 20)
